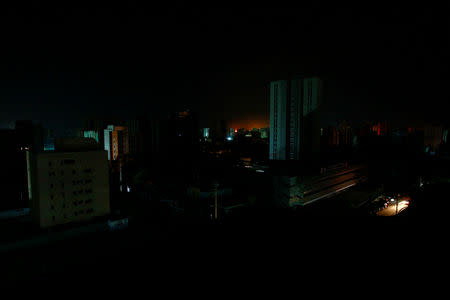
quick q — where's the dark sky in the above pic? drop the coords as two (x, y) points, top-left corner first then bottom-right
(1, 2), (449, 129)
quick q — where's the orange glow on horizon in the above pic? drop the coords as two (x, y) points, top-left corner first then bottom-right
(231, 121), (269, 131)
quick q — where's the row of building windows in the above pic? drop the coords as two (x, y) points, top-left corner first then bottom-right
(49, 169), (93, 177)
(50, 198), (94, 209)
(71, 179), (93, 185)
(48, 159), (76, 167)
(50, 189), (93, 201)
(73, 189), (93, 196)
(50, 180), (93, 189)
(50, 186), (93, 194)
(73, 199), (86, 206)
(51, 208), (95, 221)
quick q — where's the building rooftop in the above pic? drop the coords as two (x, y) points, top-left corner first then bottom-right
(53, 137), (101, 152)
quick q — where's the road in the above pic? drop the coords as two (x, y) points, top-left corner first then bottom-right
(377, 198), (410, 216)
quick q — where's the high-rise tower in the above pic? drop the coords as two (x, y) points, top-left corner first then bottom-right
(269, 76), (322, 161)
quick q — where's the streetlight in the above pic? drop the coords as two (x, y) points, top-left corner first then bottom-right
(395, 193), (401, 215)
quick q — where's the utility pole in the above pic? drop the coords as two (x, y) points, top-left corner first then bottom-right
(215, 190), (218, 220)
(211, 181), (219, 222)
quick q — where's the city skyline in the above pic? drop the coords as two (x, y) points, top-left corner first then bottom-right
(2, 2), (450, 285)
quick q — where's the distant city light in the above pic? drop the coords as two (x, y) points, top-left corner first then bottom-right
(83, 130), (99, 143)
(203, 128), (210, 138)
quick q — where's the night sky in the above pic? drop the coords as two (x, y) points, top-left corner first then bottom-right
(1, 2), (449, 130)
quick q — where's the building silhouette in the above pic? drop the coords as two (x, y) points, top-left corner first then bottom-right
(0, 129), (28, 211)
